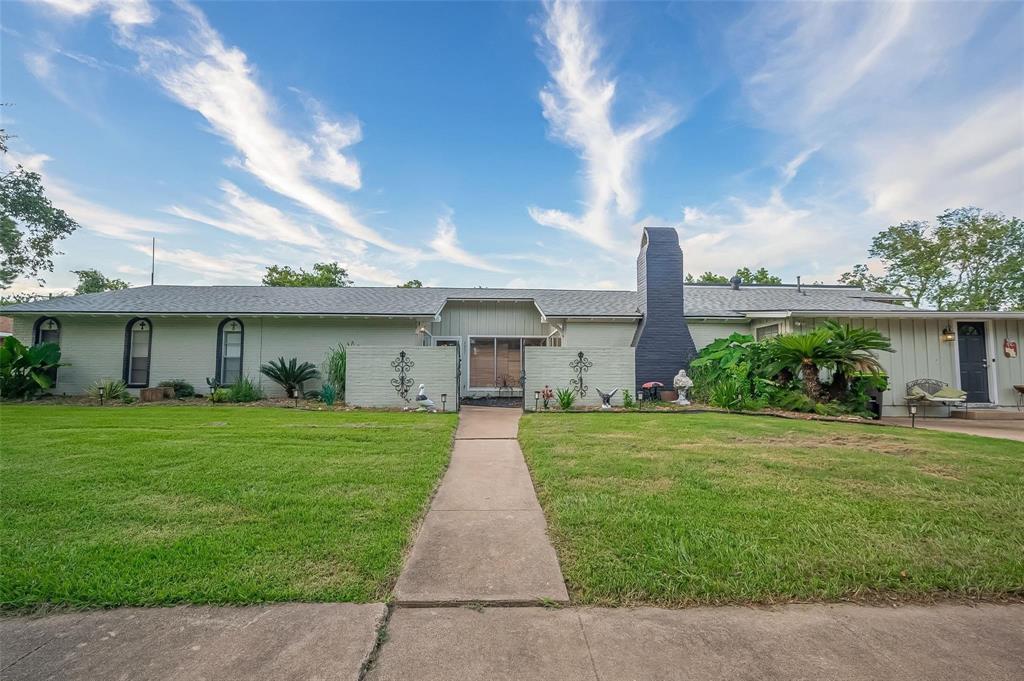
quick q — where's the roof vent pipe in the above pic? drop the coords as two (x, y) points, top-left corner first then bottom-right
(797, 276), (806, 295)
(729, 275), (741, 290)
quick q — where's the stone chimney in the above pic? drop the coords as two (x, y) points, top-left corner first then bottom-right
(633, 227), (697, 391)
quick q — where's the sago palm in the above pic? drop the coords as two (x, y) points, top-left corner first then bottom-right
(260, 357), (320, 398)
(768, 330), (837, 400)
(822, 321), (894, 395)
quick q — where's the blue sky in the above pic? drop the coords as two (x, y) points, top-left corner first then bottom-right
(2, 0), (1022, 293)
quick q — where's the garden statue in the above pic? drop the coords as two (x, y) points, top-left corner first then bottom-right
(596, 387), (619, 410)
(541, 385), (554, 410)
(673, 369), (693, 406)
(413, 383), (437, 412)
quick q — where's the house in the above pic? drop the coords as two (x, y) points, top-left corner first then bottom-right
(3, 228), (1022, 414)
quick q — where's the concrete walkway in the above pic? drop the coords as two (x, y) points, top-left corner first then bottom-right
(393, 406), (569, 605)
(0, 604), (385, 681)
(368, 603), (1024, 681)
(882, 417), (1024, 442)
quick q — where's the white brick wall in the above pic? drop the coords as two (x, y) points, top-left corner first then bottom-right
(346, 346), (458, 410)
(524, 346), (635, 410)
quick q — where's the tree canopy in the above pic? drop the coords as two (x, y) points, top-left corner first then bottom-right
(262, 262), (353, 287)
(840, 207), (1023, 311)
(685, 267), (783, 285)
(73, 269), (129, 295)
(0, 129), (79, 289)
(398, 279), (423, 288)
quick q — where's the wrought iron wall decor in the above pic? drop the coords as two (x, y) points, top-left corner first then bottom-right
(569, 350), (592, 397)
(391, 350), (415, 401)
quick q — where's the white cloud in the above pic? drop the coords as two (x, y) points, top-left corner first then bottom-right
(428, 210), (507, 273)
(2, 151), (181, 242)
(529, 0), (679, 250)
(165, 181), (327, 250)
(860, 91), (1024, 220)
(50, 0), (412, 255)
(23, 52), (53, 79)
(132, 243), (267, 282)
(39, 0), (157, 33)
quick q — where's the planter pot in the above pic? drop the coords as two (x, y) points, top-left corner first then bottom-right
(660, 390), (678, 402)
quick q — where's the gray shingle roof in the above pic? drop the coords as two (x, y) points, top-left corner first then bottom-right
(1, 284), (909, 318)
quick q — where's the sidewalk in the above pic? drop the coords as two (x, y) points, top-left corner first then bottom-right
(368, 603), (1024, 681)
(393, 406), (569, 605)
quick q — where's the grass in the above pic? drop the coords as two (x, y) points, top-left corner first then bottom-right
(519, 413), (1024, 606)
(0, 405), (457, 611)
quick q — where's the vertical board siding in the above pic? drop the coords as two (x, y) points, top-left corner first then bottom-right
(345, 346), (457, 409)
(688, 321), (752, 350)
(563, 321), (639, 346)
(524, 347), (635, 410)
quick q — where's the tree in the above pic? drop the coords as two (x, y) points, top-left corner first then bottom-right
(768, 330), (837, 400)
(262, 262), (352, 287)
(398, 279), (423, 288)
(685, 267), (782, 285)
(73, 269), (129, 295)
(0, 129), (80, 288)
(840, 208), (1023, 310)
(821, 320), (894, 398)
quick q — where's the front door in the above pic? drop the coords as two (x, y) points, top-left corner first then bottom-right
(957, 322), (990, 402)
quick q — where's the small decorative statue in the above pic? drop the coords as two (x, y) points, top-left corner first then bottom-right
(596, 387), (619, 410)
(541, 385), (554, 410)
(413, 383), (437, 412)
(673, 369), (693, 406)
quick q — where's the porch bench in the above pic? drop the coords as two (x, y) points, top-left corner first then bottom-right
(904, 379), (967, 418)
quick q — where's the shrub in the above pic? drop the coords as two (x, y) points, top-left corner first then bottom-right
(227, 375), (263, 403)
(88, 378), (128, 401)
(320, 384), (337, 406)
(158, 379), (195, 398)
(621, 388), (635, 409)
(260, 357), (320, 398)
(210, 388), (232, 403)
(555, 387), (576, 411)
(0, 337), (65, 400)
(323, 344), (347, 400)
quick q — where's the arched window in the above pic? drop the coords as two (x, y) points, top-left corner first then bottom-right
(33, 317), (61, 346)
(123, 318), (152, 387)
(33, 317), (61, 385)
(216, 318), (244, 385)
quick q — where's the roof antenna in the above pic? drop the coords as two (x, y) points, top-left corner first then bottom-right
(150, 237), (156, 286)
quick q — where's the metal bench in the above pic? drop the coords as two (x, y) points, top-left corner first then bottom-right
(904, 379), (967, 418)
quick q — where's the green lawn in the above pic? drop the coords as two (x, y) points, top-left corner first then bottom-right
(1, 405), (456, 610)
(519, 413), (1024, 606)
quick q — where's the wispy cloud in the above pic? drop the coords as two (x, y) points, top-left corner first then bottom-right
(427, 209), (507, 273)
(2, 151), (180, 242)
(132, 243), (268, 282)
(164, 181), (327, 250)
(528, 0), (679, 250)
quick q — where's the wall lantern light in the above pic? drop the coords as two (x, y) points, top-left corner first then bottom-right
(941, 327), (956, 342)
(440, 393), (447, 412)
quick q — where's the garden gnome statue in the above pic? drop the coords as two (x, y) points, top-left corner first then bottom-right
(596, 387), (619, 410)
(414, 384), (437, 412)
(673, 369), (693, 406)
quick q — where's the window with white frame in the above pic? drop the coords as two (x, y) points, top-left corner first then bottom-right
(218, 319), (243, 385)
(756, 324), (780, 341)
(125, 319), (152, 386)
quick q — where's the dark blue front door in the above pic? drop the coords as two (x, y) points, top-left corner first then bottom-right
(957, 322), (990, 402)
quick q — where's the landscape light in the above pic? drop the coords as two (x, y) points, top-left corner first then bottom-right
(440, 393), (447, 412)
(97, 385), (105, 406)
(534, 390), (540, 412)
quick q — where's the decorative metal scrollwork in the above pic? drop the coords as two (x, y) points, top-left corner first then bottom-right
(569, 350), (592, 397)
(391, 350), (415, 401)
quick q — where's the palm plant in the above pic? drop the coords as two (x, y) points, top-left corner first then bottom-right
(821, 321), (894, 397)
(260, 357), (320, 398)
(767, 330), (837, 400)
